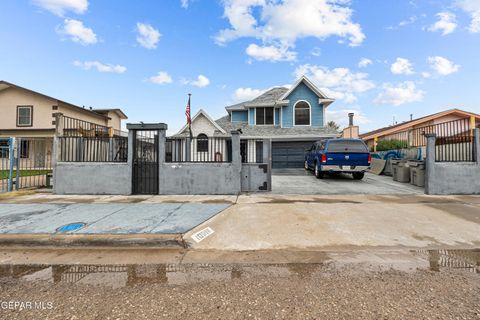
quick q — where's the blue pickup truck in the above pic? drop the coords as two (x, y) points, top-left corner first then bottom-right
(304, 139), (371, 180)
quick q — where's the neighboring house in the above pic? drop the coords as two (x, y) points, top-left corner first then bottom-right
(0, 80), (127, 138)
(173, 76), (340, 168)
(360, 109), (480, 150)
(0, 80), (127, 165)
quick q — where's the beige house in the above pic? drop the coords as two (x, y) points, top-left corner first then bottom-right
(0, 81), (127, 185)
(360, 109), (480, 151)
(0, 80), (127, 138)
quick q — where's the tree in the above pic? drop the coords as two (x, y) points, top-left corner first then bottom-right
(326, 121), (340, 131)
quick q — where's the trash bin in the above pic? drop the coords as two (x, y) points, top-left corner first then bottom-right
(408, 160), (425, 187)
(391, 159), (410, 183)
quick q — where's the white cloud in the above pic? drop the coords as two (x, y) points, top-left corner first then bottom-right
(246, 43), (297, 62)
(232, 87), (266, 102)
(326, 108), (370, 127)
(428, 12), (457, 35)
(136, 23), (161, 49)
(358, 58), (372, 68)
(73, 61), (126, 73)
(456, 0), (480, 32)
(374, 81), (424, 106)
(295, 64), (375, 104)
(180, 0), (189, 8)
(215, 0), (365, 60)
(57, 19), (97, 45)
(399, 15), (417, 27)
(390, 57), (414, 75)
(427, 56), (460, 76)
(190, 75), (210, 88)
(32, 0), (88, 16)
(150, 72), (173, 85)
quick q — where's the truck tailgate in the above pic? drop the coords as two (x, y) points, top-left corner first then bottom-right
(326, 153), (370, 166)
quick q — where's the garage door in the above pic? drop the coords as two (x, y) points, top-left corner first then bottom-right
(272, 141), (315, 169)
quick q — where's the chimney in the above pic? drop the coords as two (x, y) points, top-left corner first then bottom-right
(410, 114), (413, 121)
(348, 113), (354, 127)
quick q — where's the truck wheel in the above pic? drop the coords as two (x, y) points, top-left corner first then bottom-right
(315, 163), (324, 179)
(353, 172), (364, 180)
(304, 160), (309, 171)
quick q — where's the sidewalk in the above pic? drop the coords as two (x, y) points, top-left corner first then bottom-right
(0, 192), (479, 251)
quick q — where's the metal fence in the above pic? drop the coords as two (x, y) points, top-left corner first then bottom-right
(166, 137), (232, 162)
(58, 116), (128, 162)
(166, 137), (265, 163)
(376, 118), (475, 162)
(1, 137), (53, 192)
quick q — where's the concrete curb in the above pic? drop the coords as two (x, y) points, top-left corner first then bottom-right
(0, 234), (187, 248)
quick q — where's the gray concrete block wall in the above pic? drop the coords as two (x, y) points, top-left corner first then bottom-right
(425, 129), (480, 195)
(54, 162), (131, 195)
(159, 162), (241, 195)
(241, 163), (270, 192)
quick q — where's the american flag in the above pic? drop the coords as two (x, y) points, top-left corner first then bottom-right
(185, 94), (193, 138)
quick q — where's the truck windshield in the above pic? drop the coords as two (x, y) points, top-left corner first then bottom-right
(327, 140), (368, 153)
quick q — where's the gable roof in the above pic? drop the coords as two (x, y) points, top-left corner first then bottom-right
(0, 80), (110, 120)
(360, 108), (480, 140)
(279, 76), (334, 106)
(225, 76), (334, 112)
(175, 109), (227, 136)
(93, 108), (128, 119)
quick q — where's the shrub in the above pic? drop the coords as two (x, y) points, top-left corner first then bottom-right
(373, 139), (408, 152)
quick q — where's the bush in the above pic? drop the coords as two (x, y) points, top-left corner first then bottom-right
(372, 139), (408, 152)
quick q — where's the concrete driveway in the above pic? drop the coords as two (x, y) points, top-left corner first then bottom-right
(185, 194), (480, 251)
(272, 169), (423, 195)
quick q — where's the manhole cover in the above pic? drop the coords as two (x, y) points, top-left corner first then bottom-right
(56, 222), (86, 233)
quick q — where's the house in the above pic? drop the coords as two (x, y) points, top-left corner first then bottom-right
(0, 80), (127, 138)
(0, 80), (127, 166)
(360, 109), (480, 151)
(173, 76), (340, 168)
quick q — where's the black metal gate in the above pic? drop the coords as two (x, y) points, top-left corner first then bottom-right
(132, 129), (159, 194)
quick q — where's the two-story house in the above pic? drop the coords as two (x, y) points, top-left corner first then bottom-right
(174, 76), (340, 168)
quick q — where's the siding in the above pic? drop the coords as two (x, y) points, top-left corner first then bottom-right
(248, 108), (255, 125)
(231, 110), (248, 122)
(281, 82), (324, 128)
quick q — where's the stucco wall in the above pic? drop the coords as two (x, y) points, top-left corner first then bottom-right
(241, 163), (270, 192)
(54, 162), (131, 195)
(159, 162), (241, 195)
(0, 87), (57, 130)
(281, 82), (324, 128)
(425, 132), (480, 195)
(0, 86), (112, 134)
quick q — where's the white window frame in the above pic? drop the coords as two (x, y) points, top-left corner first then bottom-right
(293, 100), (311, 126)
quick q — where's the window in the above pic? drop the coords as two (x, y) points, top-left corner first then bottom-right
(327, 140), (368, 153)
(197, 133), (208, 152)
(17, 106), (33, 127)
(294, 101), (310, 126)
(255, 107), (274, 125)
(0, 140), (9, 158)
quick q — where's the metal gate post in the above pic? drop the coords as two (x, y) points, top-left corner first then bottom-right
(15, 138), (21, 190)
(7, 138), (14, 192)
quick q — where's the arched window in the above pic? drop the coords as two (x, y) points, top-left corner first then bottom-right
(294, 101), (310, 126)
(197, 133), (208, 152)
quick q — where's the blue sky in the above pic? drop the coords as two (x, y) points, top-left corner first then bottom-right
(1, 0), (479, 134)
